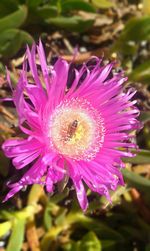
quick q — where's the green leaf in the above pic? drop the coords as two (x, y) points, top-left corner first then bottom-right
(91, 0), (114, 9)
(125, 16), (150, 42)
(0, 221), (11, 238)
(63, 241), (80, 251)
(43, 205), (52, 230)
(0, 0), (19, 18)
(139, 111), (150, 123)
(101, 240), (117, 251)
(67, 213), (124, 241)
(55, 208), (67, 226)
(27, 184), (43, 205)
(122, 169), (150, 193)
(0, 29), (33, 57)
(0, 211), (15, 221)
(61, 0), (96, 13)
(112, 16), (150, 55)
(123, 16), (150, 41)
(129, 60), (150, 84)
(46, 15), (94, 32)
(6, 218), (25, 251)
(101, 186), (127, 208)
(37, 5), (58, 19)
(26, 0), (43, 8)
(0, 5), (28, 32)
(51, 188), (69, 203)
(113, 41), (138, 56)
(79, 232), (102, 251)
(123, 149), (150, 164)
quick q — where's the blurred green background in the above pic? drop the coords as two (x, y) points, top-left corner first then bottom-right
(0, 0), (150, 251)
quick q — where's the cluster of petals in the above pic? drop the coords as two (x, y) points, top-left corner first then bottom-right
(2, 41), (140, 211)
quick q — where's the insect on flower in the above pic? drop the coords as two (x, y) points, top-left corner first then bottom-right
(65, 119), (79, 142)
(2, 41), (140, 211)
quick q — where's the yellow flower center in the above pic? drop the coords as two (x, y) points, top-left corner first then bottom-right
(49, 98), (105, 161)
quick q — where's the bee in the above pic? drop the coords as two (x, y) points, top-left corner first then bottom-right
(65, 120), (78, 141)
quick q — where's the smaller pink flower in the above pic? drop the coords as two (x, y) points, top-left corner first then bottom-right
(2, 41), (140, 211)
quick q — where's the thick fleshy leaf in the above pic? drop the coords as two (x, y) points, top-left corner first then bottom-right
(0, 221), (11, 238)
(55, 208), (67, 226)
(27, 184), (44, 205)
(69, 213), (124, 240)
(101, 240), (117, 251)
(91, 0), (114, 9)
(6, 218), (25, 251)
(0, 5), (27, 32)
(46, 16), (94, 32)
(43, 205), (52, 231)
(26, 0), (43, 8)
(50, 188), (69, 204)
(98, 186), (127, 209)
(37, 5), (58, 19)
(0, 29), (33, 57)
(112, 16), (150, 55)
(122, 169), (150, 193)
(62, 241), (80, 251)
(0, 0), (18, 18)
(129, 60), (150, 84)
(79, 231), (102, 251)
(139, 111), (150, 123)
(61, 0), (96, 13)
(123, 149), (150, 164)
(123, 16), (150, 41)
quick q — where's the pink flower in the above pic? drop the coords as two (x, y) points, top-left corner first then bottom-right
(2, 41), (139, 211)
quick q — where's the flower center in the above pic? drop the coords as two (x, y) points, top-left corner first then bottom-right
(49, 98), (105, 161)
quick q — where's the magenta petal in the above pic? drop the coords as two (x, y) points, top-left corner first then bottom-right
(2, 137), (42, 169)
(37, 40), (50, 90)
(3, 186), (23, 202)
(50, 58), (69, 106)
(26, 45), (42, 88)
(26, 85), (47, 111)
(12, 150), (40, 169)
(68, 160), (88, 211)
(45, 168), (53, 193)
(2, 137), (42, 157)
(73, 177), (88, 211)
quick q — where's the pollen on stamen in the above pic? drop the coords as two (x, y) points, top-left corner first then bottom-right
(48, 98), (105, 161)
